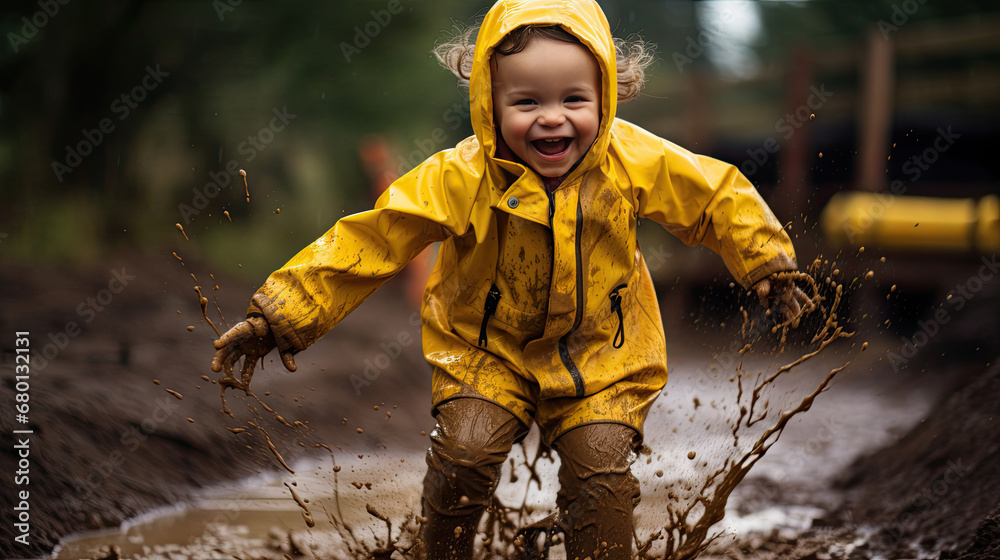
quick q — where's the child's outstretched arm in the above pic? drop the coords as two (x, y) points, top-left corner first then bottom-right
(616, 121), (804, 307)
(208, 146), (481, 385)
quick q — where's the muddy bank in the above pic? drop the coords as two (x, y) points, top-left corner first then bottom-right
(0, 252), (434, 558)
(701, 357), (999, 560)
(835, 359), (1000, 559)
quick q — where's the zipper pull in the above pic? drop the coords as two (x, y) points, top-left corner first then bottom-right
(479, 283), (502, 348)
(610, 284), (626, 349)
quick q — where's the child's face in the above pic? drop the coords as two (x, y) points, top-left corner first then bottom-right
(491, 36), (601, 179)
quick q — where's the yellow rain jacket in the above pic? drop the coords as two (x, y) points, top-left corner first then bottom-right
(249, 0), (797, 442)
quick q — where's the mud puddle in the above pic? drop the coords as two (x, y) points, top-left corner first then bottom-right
(54, 454), (422, 560)
(54, 448), (829, 560)
(55, 330), (942, 560)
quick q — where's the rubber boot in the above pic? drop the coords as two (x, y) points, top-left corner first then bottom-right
(554, 423), (641, 560)
(417, 397), (528, 559)
(415, 499), (482, 560)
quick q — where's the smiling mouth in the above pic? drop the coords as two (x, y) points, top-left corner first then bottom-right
(532, 137), (572, 157)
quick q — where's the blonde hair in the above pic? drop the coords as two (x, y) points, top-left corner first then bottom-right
(433, 23), (654, 104)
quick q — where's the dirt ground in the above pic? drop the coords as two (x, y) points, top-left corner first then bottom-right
(0, 252), (437, 558)
(0, 252), (997, 559)
(700, 360), (999, 560)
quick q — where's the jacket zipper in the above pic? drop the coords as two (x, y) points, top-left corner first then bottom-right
(551, 189), (586, 398)
(478, 283), (501, 348)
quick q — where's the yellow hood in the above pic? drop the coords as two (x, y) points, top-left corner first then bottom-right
(470, 0), (617, 188)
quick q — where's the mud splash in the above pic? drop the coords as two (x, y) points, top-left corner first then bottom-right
(622, 266), (856, 559)
(185, 265), (859, 560)
(240, 168), (250, 202)
(193, 285), (222, 337)
(460, 267), (860, 560)
(284, 481), (316, 528)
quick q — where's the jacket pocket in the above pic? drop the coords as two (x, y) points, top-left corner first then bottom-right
(478, 283), (501, 348)
(609, 283), (628, 349)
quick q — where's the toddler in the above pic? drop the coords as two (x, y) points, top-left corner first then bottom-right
(211, 1), (809, 558)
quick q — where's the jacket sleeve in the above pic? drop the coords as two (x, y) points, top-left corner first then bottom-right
(248, 146), (480, 354)
(613, 121), (797, 288)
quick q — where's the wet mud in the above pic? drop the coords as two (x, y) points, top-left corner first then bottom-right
(0, 253), (433, 558)
(832, 361), (1000, 559)
(240, 169), (250, 203)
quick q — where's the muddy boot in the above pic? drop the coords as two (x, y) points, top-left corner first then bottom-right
(553, 423), (641, 560)
(417, 397), (529, 559)
(516, 513), (559, 559)
(415, 500), (482, 560)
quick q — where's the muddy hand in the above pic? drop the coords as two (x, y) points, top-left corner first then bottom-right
(754, 274), (813, 328)
(211, 317), (296, 389)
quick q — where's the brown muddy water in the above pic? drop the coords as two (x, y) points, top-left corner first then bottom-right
(54, 329), (941, 560)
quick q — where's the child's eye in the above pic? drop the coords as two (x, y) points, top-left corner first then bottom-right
(565, 96), (587, 104)
(515, 99), (537, 106)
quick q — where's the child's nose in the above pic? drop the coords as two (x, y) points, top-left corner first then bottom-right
(537, 106), (566, 127)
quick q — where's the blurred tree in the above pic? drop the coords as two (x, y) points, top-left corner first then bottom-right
(0, 0), (478, 274)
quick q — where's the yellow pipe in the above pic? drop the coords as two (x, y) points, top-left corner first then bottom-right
(821, 192), (1000, 254)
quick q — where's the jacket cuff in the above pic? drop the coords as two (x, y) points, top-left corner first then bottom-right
(246, 293), (308, 353)
(742, 254), (798, 288)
